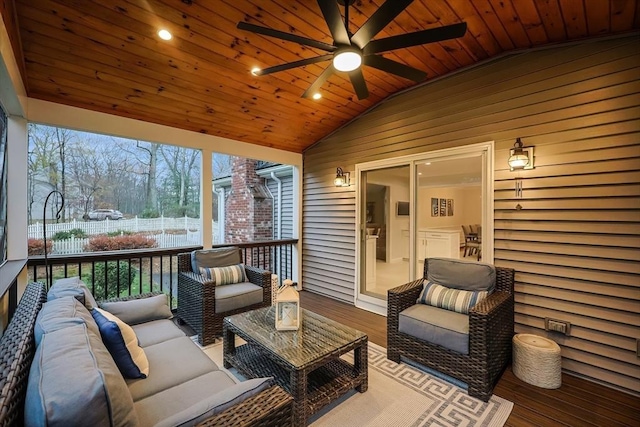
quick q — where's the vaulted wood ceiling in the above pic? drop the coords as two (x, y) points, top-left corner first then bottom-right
(5, 0), (640, 153)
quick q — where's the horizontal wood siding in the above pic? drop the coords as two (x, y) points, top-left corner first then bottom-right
(302, 36), (640, 394)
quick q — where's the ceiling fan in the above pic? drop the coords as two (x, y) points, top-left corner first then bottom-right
(237, 0), (467, 100)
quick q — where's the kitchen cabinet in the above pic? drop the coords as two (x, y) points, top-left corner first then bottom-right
(401, 229), (460, 268)
(365, 235), (377, 288)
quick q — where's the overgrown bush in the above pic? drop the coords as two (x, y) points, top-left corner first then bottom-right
(84, 234), (157, 252)
(140, 209), (160, 218)
(106, 230), (133, 237)
(92, 261), (131, 300)
(28, 238), (53, 255)
(53, 228), (88, 240)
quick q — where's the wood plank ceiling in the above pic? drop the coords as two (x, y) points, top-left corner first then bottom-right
(7, 0), (640, 153)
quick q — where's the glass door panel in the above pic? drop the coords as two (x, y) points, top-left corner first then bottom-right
(359, 165), (410, 301)
(414, 156), (483, 276)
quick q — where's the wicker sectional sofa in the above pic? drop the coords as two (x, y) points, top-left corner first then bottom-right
(0, 281), (292, 426)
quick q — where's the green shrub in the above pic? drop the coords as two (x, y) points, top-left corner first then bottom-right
(52, 231), (72, 240)
(53, 229), (88, 240)
(92, 261), (131, 300)
(106, 229), (133, 237)
(140, 209), (160, 218)
(69, 228), (88, 238)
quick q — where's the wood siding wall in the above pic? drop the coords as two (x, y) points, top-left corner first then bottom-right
(302, 36), (640, 394)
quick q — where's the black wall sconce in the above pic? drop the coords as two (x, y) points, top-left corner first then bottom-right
(508, 138), (535, 170)
(334, 167), (350, 187)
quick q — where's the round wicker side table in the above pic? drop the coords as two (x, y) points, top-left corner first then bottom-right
(512, 334), (562, 389)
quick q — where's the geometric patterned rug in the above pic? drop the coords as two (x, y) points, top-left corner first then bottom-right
(200, 339), (513, 427)
(309, 342), (513, 427)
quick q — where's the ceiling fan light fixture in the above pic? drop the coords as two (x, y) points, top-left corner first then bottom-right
(250, 67), (261, 76)
(158, 29), (172, 41)
(333, 47), (362, 72)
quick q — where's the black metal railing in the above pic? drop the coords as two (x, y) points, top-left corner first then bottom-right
(26, 239), (298, 310)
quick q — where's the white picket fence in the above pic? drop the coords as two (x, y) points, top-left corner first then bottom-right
(51, 231), (214, 255)
(28, 216), (216, 239)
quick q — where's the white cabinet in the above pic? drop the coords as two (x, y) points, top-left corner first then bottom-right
(365, 236), (377, 287)
(401, 230), (410, 260)
(415, 229), (460, 276)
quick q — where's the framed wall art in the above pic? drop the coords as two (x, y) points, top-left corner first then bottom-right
(431, 198), (439, 217)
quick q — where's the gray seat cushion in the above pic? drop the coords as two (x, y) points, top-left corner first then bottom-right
(100, 294), (173, 326)
(34, 296), (100, 346)
(126, 336), (219, 402)
(399, 304), (469, 355)
(25, 324), (139, 427)
(47, 277), (98, 309)
(426, 258), (496, 292)
(134, 372), (271, 427)
(131, 319), (186, 348)
(215, 282), (263, 313)
(191, 247), (241, 272)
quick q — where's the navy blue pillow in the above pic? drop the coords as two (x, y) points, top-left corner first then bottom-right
(91, 308), (149, 379)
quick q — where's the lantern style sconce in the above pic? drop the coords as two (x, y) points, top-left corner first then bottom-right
(334, 167), (350, 187)
(508, 138), (534, 170)
(275, 279), (300, 331)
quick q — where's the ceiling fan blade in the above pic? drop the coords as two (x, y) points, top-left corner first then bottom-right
(364, 55), (427, 82)
(350, 0), (414, 49)
(237, 22), (336, 52)
(302, 65), (335, 99)
(363, 22), (468, 54)
(255, 54), (334, 76)
(348, 69), (369, 100)
(317, 0), (350, 45)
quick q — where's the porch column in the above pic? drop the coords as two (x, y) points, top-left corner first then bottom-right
(200, 149), (212, 248)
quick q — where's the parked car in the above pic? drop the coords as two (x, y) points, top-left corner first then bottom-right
(87, 209), (123, 220)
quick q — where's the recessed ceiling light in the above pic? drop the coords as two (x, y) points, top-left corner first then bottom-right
(312, 92), (322, 100)
(250, 67), (261, 76)
(418, 172), (422, 175)
(425, 162), (431, 165)
(158, 29), (172, 40)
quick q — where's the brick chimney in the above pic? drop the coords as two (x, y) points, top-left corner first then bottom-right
(225, 157), (273, 244)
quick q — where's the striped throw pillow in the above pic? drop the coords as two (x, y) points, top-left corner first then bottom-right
(198, 264), (247, 285)
(417, 281), (489, 314)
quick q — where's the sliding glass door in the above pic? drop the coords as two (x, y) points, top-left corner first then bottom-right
(355, 143), (493, 315)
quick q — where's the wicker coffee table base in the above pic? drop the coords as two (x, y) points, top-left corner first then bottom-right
(224, 328), (368, 427)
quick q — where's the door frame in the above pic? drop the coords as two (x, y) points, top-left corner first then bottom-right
(354, 141), (494, 315)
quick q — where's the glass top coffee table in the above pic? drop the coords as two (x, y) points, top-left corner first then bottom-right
(223, 307), (368, 427)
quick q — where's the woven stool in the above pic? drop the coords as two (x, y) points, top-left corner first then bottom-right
(512, 334), (562, 389)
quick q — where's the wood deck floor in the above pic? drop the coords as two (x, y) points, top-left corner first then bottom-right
(299, 290), (640, 427)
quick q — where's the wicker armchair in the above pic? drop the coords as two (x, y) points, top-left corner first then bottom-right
(387, 258), (515, 401)
(177, 247), (272, 346)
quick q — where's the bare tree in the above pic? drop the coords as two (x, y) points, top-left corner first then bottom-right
(66, 142), (105, 219)
(27, 124), (60, 222)
(213, 153), (233, 178)
(111, 139), (160, 214)
(54, 127), (74, 220)
(159, 145), (200, 209)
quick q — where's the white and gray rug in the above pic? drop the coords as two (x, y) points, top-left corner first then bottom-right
(200, 339), (513, 427)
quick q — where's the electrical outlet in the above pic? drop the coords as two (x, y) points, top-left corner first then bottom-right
(545, 318), (571, 336)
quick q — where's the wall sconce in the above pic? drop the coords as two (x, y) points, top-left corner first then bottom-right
(334, 167), (350, 187)
(508, 138), (535, 170)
